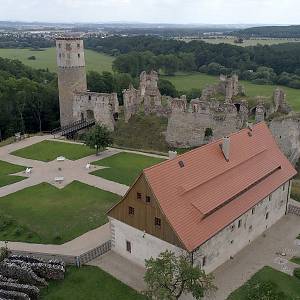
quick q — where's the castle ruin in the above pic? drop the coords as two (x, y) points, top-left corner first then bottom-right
(56, 37), (118, 130)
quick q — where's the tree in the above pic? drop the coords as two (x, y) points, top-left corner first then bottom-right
(85, 124), (113, 155)
(144, 250), (216, 300)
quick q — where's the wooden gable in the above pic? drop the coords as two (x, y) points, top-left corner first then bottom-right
(108, 173), (184, 249)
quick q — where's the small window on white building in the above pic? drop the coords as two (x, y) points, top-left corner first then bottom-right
(78, 53), (81, 58)
(146, 196), (151, 203)
(251, 208), (255, 215)
(238, 220), (242, 228)
(126, 241), (131, 253)
(202, 256), (206, 267)
(137, 192), (142, 200)
(249, 225), (253, 232)
(230, 240), (234, 244)
(265, 212), (269, 220)
(230, 224), (235, 232)
(283, 184), (285, 191)
(269, 194), (272, 201)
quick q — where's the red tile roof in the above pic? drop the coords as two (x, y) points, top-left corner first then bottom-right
(143, 122), (297, 252)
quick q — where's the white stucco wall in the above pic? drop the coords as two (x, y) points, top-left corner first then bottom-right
(110, 181), (291, 272)
(109, 217), (185, 267)
(193, 181), (290, 273)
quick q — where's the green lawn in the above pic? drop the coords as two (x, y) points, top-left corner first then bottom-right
(41, 266), (146, 300)
(11, 140), (94, 162)
(0, 181), (120, 244)
(0, 48), (114, 73)
(291, 257), (300, 265)
(91, 152), (165, 186)
(0, 160), (26, 188)
(163, 72), (300, 111)
(227, 266), (300, 299)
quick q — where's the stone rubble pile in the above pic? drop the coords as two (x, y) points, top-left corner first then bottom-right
(0, 255), (65, 299)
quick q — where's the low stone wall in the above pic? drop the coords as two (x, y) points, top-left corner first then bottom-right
(288, 204), (300, 216)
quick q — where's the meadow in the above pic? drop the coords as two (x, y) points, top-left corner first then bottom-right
(163, 73), (300, 111)
(0, 47), (114, 73)
(181, 37), (300, 47)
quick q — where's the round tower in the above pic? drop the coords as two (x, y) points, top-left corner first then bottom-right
(56, 37), (87, 126)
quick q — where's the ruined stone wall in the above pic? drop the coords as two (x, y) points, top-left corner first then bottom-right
(166, 100), (247, 148)
(123, 85), (140, 122)
(73, 91), (118, 131)
(269, 114), (300, 165)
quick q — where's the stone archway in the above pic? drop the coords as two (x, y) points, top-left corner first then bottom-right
(86, 110), (95, 121)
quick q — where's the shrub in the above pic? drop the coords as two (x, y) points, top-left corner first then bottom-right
(293, 268), (300, 279)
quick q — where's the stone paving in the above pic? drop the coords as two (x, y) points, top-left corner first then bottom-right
(89, 214), (300, 300)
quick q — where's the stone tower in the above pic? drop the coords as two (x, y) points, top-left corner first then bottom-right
(56, 37), (87, 126)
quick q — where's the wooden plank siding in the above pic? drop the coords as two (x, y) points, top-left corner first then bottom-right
(108, 173), (184, 249)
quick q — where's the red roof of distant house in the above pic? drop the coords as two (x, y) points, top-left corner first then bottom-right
(143, 122), (297, 252)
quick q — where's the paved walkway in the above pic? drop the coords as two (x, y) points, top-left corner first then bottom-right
(0, 223), (110, 257)
(89, 214), (300, 300)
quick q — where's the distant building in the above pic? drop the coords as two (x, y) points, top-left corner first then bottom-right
(108, 123), (296, 273)
(56, 37), (118, 130)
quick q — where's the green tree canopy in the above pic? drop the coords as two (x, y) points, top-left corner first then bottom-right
(144, 250), (216, 300)
(85, 124), (113, 155)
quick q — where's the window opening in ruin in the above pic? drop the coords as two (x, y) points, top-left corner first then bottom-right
(81, 112), (84, 121)
(126, 241), (131, 253)
(86, 110), (94, 121)
(78, 53), (81, 58)
(128, 206), (135, 215)
(58, 43), (61, 48)
(77, 43), (80, 48)
(204, 128), (213, 138)
(234, 103), (241, 112)
(88, 95), (91, 100)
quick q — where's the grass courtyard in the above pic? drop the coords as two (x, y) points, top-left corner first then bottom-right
(227, 266), (300, 299)
(0, 181), (120, 244)
(0, 160), (26, 187)
(11, 140), (94, 162)
(0, 48), (114, 73)
(163, 72), (300, 111)
(91, 152), (165, 186)
(41, 266), (146, 300)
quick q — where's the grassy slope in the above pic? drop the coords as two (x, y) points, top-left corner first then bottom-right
(0, 181), (120, 244)
(11, 140), (94, 162)
(41, 266), (146, 300)
(0, 160), (25, 187)
(163, 73), (300, 111)
(291, 257), (300, 265)
(113, 114), (169, 153)
(0, 48), (114, 73)
(92, 152), (165, 186)
(227, 266), (300, 299)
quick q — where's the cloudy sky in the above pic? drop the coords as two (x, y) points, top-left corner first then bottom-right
(0, 0), (299, 25)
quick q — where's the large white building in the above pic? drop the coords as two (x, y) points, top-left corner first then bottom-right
(108, 122), (296, 273)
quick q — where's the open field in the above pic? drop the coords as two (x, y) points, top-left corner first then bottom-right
(0, 160), (25, 188)
(227, 266), (300, 299)
(41, 266), (146, 300)
(199, 37), (300, 47)
(92, 152), (165, 186)
(0, 181), (120, 244)
(11, 140), (94, 162)
(0, 48), (114, 73)
(163, 72), (300, 111)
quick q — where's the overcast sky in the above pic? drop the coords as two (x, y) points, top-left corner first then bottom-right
(0, 0), (299, 25)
